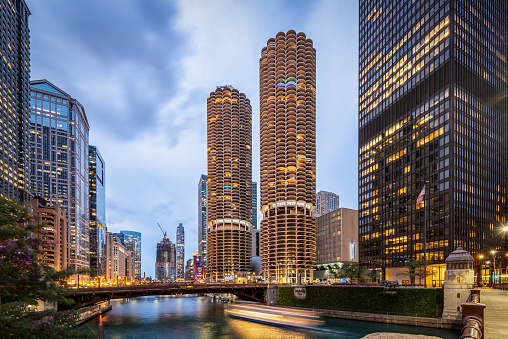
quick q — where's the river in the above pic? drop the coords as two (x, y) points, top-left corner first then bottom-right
(84, 295), (459, 338)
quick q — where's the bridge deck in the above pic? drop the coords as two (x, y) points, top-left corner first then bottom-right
(65, 283), (269, 309)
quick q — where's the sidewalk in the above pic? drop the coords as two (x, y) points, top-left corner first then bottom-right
(480, 288), (508, 338)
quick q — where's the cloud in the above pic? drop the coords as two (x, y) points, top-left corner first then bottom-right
(26, 0), (360, 276)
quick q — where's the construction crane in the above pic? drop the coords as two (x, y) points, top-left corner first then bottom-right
(157, 223), (167, 238)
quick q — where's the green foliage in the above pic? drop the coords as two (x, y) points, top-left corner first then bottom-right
(396, 259), (427, 285)
(366, 269), (379, 282)
(0, 196), (93, 338)
(339, 263), (365, 284)
(278, 286), (444, 318)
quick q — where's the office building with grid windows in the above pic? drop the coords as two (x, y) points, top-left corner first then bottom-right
(0, 0), (31, 201)
(358, 0), (508, 286)
(89, 145), (106, 278)
(120, 230), (141, 280)
(206, 85), (252, 282)
(315, 190), (340, 217)
(29, 80), (90, 270)
(259, 30), (317, 283)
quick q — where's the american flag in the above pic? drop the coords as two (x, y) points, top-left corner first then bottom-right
(416, 185), (425, 204)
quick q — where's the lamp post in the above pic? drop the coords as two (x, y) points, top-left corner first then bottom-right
(491, 250), (497, 285)
(478, 254), (484, 286)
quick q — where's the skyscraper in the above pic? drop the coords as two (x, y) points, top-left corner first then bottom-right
(358, 0), (508, 285)
(207, 85), (252, 282)
(155, 236), (176, 282)
(176, 223), (185, 280)
(89, 145), (106, 278)
(32, 196), (68, 271)
(251, 181), (258, 229)
(30, 80), (90, 270)
(120, 230), (141, 280)
(0, 0), (30, 201)
(197, 174), (207, 265)
(259, 30), (317, 283)
(315, 190), (340, 217)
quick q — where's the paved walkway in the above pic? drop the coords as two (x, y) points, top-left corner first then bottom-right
(480, 288), (508, 338)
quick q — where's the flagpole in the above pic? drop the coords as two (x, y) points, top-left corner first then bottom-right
(423, 184), (427, 288)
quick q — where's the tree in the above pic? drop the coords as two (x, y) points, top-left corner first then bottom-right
(339, 263), (365, 284)
(396, 259), (427, 285)
(366, 269), (379, 283)
(0, 196), (92, 338)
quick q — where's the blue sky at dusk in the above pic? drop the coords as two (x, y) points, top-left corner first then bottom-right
(26, 0), (359, 277)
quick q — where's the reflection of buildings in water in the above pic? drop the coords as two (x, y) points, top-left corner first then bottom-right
(228, 318), (310, 339)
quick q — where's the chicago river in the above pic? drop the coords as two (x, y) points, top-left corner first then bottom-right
(84, 296), (459, 338)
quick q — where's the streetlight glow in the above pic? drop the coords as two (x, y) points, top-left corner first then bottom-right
(503, 226), (508, 232)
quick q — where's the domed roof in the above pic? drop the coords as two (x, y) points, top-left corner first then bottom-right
(445, 247), (473, 263)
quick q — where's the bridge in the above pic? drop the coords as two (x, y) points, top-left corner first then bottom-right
(64, 283), (269, 309)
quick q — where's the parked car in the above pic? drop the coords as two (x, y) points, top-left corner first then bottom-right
(380, 280), (398, 287)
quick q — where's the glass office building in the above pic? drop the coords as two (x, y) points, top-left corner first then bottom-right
(0, 0), (30, 201)
(176, 223), (185, 280)
(315, 190), (340, 217)
(198, 174), (207, 266)
(29, 80), (90, 270)
(358, 0), (508, 285)
(89, 145), (106, 278)
(120, 230), (141, 280)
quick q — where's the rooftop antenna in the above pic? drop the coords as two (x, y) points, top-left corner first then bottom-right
(157, 223), (167, 238)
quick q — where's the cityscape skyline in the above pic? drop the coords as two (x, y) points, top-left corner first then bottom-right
(26, 0), (359, 277)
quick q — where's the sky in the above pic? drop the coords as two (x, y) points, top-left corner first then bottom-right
(26, 0), (359, 278)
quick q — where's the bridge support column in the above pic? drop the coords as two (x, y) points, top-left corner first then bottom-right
(266, 286), (278, 306)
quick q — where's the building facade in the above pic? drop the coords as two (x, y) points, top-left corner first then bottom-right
(198, 174), (207, 266)
(0, 0), (31, 202)
(316, 208), (359, 265)
(358, 0), (508, 285)
(207, 85), (252, 282)
(315, 190), (340, 217)
(251, 181), (258, 229)
(259, 30), (317, 283)
(89, 145), (106, 278)
(32, 196), (68, 271)
(155, 236), (176, 282)
(29, 80), (90, 270)
(176, 223), (185, 281)
(105, 232), (134, 284)
(120, 230), (141, 280)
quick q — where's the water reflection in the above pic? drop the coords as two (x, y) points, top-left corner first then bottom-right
(84, 296), (459, 339)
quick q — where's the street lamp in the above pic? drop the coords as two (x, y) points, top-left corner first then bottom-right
(491, 250), (497, 285)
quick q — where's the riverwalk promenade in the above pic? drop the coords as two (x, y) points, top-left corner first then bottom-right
(481, 288), (508, 338)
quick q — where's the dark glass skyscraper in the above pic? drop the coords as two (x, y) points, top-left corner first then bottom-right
(89, 145), (106, 278)
(0, 0), (30, 201)
(358, 0), (508, 285)
(198, 174), (207, 266)
(176, 223), (185, 281)
(120, 230), (141, 280)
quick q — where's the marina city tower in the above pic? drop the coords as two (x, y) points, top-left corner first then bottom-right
(259, 30), (317, 283)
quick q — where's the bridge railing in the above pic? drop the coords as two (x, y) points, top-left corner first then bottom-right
(460, 289), (485, 339)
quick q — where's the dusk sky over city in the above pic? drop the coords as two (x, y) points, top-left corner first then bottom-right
(26, 0), (359, 277)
